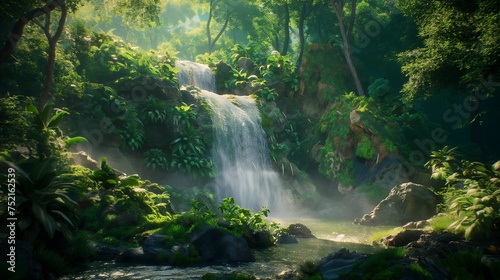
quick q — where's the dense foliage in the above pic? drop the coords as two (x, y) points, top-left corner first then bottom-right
(1, 0), (499, 278)
(427, 147), (500, 240)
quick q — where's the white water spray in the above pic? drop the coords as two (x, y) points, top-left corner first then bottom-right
(202, 90), (287, 213)
(176, 61), (288, 213)
(175, 60), (216, 92)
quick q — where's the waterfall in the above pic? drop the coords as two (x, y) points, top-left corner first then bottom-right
(176, 61), (287, 213)
(175, 60), (216, 92)
(202, 90), (287, 213)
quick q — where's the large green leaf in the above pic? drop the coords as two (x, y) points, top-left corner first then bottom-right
(47, 110), (68, 128)
(65, 136), (88, 147)
(32, 202), (56, 238)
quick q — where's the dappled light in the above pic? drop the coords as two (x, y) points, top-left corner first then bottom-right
(0, 0), (499, 279)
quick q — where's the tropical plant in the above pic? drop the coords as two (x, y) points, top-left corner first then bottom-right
(143, 149), (168, 170)
(226, 69), (249, 88)
(173, 102), (197, 128)
(139, 96), (168, 123)
(90, 158), (141, 190)
(217, 197), (270, 237)
(426, 147), (500, 239)
(169, 127), (215, 177)
(3, 158), (79, 243)
(0, 96), (30, 152)
(25, 104), (87, 159)
(257, 87), (278, 101)
(119, 124), (145, 151)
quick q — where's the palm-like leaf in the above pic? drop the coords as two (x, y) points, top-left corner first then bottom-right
(4, 158), (79, 242)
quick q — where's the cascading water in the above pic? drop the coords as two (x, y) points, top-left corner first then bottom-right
(175, 60), (216, 92)
(202, 90), (287, 213)
(175, 61), (287, 213)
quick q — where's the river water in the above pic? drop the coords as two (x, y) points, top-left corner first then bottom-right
(60, 218), (392, 279)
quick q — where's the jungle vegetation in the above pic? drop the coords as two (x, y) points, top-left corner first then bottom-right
(0, 0), (499, 278)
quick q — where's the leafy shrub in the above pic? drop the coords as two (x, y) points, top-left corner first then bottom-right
(0, 96), (30, 152)
(170, 128), (215, 177)
(139, 96), (168, 123)
(119, 124), (145, 151)
(439, 249), (497, 280)
(368, 78), (390, 98)
(217, 197), (271, 237)
(4, 158), (79, 243)
(426, 147), (500, 239)
(428, 214), (463, 234)
(143, 148), (168, 170)
(356, 137), (376, 160)
(173, 102), (196, 128)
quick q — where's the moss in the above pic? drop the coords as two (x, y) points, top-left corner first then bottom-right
(353, 248), (406, 280)
(409, 263), (433, 280)
(369, 227), (404, 244)
(356, 137), (376, 160)
(428, 214), (456, 233)
(170, 246), (202, 267)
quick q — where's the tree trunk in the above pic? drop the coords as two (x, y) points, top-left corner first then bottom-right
(296, 1), (307, 71)
(38, 3), (67, 111)
(210, 11), (229, 53)
(281, 3), (290, 55)
(0, 0), (63, 65)
(330, 0), (364, 96)
(206, 0), (214, 54)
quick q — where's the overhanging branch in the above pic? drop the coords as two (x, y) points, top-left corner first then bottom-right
(0, 0), (63, 65)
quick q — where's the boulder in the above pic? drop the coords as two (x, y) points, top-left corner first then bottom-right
(244, 231), (275, 249)
(190, 226), (254, 264)
(380, 230), (426, 247)
(116, 247), (151, 264)
(356, 182), (438, 226)
(276, 233), (299, 244)
(142, 234), (172, 260)
(91, 243), (123, 261)
(317, 248), (367, 280)
(288, 223), (316, 238)
(237, 57), (255, 73)
(116, 234), (173, 264)
(68, 151), (99, 169)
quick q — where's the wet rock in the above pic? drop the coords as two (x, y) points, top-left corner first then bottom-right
(116, 247), (151, 264)
(91, 243), (123, 261)
(380, 230), (426, 247)
(405, 232), (472, 259)
(116, 234), (174, 265)
(288, 223), (316, 238)
(244, 230), (275, 249)
(317, 248), (367, 280)
(190, 226), (254, 264)
(275, 269), (298, 280)
(142, 234), (172, 260)
(356, 182), (438, 226)
(202, 272), (256, 280)
(276, 233), (299, 244)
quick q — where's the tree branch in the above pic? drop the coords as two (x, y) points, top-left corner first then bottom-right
(0, 0), (63, 65)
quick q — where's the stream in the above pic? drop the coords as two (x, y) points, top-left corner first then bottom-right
(60, 218), (394, 279)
